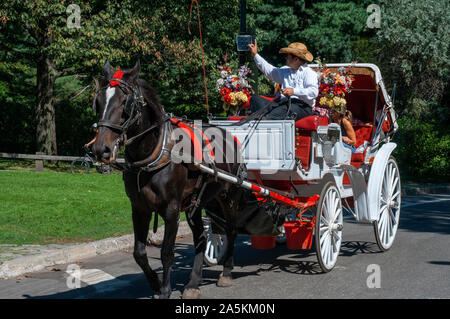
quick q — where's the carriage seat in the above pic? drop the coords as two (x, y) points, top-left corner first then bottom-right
(294, 115), (328, 171)
(295, 115), (329, 130)
(350, 123), (373, 163)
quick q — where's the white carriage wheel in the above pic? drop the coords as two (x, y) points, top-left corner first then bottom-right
(202, 216), (227, 266)
(374, 157), (401, 251)
(314, 182), (343, 272)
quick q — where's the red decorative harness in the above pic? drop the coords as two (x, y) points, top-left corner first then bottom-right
(169, 118), (214, 162)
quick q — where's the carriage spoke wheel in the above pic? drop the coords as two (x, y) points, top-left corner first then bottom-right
(374, 157), (401, 251)
(315, 182), (343, 272)
(202, 216), (227, 266)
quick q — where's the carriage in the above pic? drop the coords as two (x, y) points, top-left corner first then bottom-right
(198, 63), (401, 273)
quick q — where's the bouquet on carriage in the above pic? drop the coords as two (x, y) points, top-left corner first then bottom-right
(316, 63), (354, 114)
(216, 57), (253, 115)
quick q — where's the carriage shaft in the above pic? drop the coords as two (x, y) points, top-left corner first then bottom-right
(194, 163), (303, 209)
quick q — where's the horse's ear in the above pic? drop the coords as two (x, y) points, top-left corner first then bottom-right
(103, 59), (112, 78)
(129, 60), (141, 81)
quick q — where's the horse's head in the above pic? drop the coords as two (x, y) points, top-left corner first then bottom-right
(92, 59), (142, 163)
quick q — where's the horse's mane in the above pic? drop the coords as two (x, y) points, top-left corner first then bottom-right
(136, 78), (163, 113)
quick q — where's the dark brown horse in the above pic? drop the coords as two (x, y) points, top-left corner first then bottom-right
(92, 60), (245, 299)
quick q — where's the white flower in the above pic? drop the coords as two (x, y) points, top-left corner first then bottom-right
(220, 71), (229, 78)
(216, 78), (224, 90)
(238, 78), (248, 88)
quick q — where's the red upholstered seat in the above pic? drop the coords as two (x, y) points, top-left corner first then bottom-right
(350, 153), (365, 162)
(295, 115), (329, 130)
(349, 123), (373, 164)
(353, 124), (373, 148)
(227, 115), (246, 121)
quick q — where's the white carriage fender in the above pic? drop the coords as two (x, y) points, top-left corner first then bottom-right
(367, 142), (397, 221)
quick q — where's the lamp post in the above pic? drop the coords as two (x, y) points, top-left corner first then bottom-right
(239, 0), (246, 67)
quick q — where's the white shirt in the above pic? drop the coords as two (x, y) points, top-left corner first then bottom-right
(254, 54), (319, 107)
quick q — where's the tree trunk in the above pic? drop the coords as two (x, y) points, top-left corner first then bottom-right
(35, 54), (57, 155)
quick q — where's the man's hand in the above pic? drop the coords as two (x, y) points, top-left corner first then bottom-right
(281, 87), (294, 97)
(248, 39), (258, 57)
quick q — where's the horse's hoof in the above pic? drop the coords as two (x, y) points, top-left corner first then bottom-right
(182, 288), (201, 299)
(217, 273), (233, 287)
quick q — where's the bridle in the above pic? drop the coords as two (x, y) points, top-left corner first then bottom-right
(93, 75), (171, 171)
(95, 77), (145, 137)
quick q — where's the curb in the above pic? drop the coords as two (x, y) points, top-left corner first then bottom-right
(0, 221), (192, 280)
(402, 184), (450, 196)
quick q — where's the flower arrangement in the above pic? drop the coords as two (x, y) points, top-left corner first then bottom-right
(216, 56), (253, 114)
(317, 63), (354, 113)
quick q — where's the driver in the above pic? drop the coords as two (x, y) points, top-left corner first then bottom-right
(248, 40), (318, 121)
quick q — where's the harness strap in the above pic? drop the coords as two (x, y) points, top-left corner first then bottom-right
(97, 120), (125, 132)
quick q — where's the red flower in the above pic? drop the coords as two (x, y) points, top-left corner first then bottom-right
(319, 83), (330, 93)
(333, 84), (346, 95)
(223, 94), (232, 104)
(220, 87), (232, 96)
(243, 88), (251, 97)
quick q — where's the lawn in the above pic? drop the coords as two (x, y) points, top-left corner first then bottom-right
(0, 170), (143, 245)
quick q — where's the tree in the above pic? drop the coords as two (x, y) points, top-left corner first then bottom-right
(0, 0), (199, 154)
(0, 1), (254, 154)
(375, 0), (450, 121)
(301, 1), (372, 62)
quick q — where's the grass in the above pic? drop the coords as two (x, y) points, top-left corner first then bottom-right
(0, 169), (165, 245)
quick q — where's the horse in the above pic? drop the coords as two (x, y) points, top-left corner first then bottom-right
(91, 60), (246, 299)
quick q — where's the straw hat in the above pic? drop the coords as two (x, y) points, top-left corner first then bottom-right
(279, 42), (313, 62)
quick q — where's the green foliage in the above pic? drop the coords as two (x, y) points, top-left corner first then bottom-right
(249, 0), (307, 63)
(0, 61), (36, 153)
(301, 1), (370, 62)
(394, 118), (450, 182)
(376, 0), (450, 119)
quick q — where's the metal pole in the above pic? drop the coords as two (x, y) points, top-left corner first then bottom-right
(239, 0), (246, 67)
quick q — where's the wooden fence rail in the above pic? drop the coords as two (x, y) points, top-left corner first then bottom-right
(0, 152), (125, 172)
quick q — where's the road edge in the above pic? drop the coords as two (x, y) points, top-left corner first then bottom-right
(0, 221), (191, 280)
(402, 183), (450, 196)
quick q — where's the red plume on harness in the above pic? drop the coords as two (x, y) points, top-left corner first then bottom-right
(109, 70), (124, 87)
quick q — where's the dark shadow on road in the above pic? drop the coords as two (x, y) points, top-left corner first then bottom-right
(257, 259), (323, 275)
(340, 241), (381, 256)
(428, 261), (450, 266)
(398, 201), (450, 235)
(21, 236), (406, 299)
(23, 273), (154, 299)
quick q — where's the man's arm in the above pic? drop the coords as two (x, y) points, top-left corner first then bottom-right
(248, 39), (283, 84)
(293, 68), (319, 102)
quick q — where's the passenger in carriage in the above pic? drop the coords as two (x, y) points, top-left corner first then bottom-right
(247, 40), (318, 121)
(331, 108), (357, 153)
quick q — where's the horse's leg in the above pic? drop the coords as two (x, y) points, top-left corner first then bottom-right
(182, 207), (206, 299)
(217, 198), (237, 287)
(159, 201), (180, 299)
(132, 207), (161, 296)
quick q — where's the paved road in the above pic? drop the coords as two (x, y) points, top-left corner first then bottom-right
(1, 194), (449, 299)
